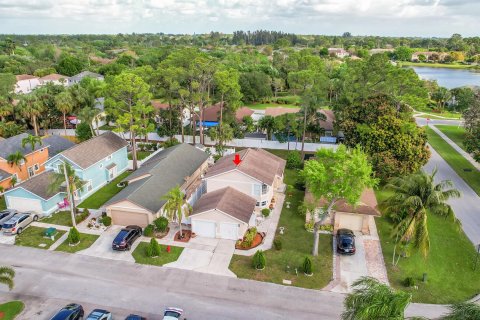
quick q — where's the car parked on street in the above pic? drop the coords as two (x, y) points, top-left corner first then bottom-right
(163, 307), (184, 320)
(2, 212), (39, 235)
(50, 303), (84, 320)
(125, 315), (146, 320)
(336, 228), (356, 255)
(86, 309), (113, 320)
(112, 225), (142, 251)
(0, 209), (16, 230)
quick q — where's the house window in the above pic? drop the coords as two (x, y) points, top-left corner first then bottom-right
(57, 164), (62, 173)
(86, 181), (93, 192)
(261, 201), (267, 206)
(106, 155), (112, 161)
(253, 184), (261, 196)
(34, 163), (40, 171)
(99, 164), (103, 168)
(256, 201), (260, 206)
(261, 184), (268, 195)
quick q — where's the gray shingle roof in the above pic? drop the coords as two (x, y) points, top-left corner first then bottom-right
(70, 71), (104, 82)
(0, 133), (44, 159)
(60, 132), (128, 169)
(0, 168), (11, 182)
(12, 170), (64, 200)
(42, 136), (75, 157)
(105, 143), (209, 213)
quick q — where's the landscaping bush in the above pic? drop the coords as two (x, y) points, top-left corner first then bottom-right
(261, 208), (270, 218)
(286, 151), (302, 169)
(252, 250), (266, 270)
(67, 227), (80, 245)
(273, 239), (282, 250)
(101, 216), (112, 226)
(162, 138), (180, 148)
(404, 276), (415, 287)
(75, 209), (89, 224)
(241, 227), (257, 248)
(319, 224), (334, 232)
(303, 256), (313, 275)
(145, 238), (161, 258)
(154, 217), (169, 232)
(143, 224), (154, 237)
(213, 154), (222, 162)
(304, 219), (315, 232)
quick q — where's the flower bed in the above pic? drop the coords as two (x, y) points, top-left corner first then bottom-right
(235, 232), (265, 250)
(154, 227), (170, 239)
(174, 230), (193, 242)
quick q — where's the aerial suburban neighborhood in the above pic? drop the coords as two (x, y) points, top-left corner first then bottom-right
(0, 2), (480, 320)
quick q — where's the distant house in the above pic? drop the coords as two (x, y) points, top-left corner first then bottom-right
(328, 48), (350, 58)
(194, 103), (254, 127)
(14, 75), (40, 94)
(39, 74), (69, 86)
(68, 71), (104, 86)
(411, 51), (448, 62)
(104, 143), (209, 227)
(369, 48), (394, 55)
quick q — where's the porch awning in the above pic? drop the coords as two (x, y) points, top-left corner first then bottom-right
(106, 163), (117, 170)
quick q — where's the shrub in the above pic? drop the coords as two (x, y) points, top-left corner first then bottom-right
(101, 216), (112, 227)
(261, 208), (270, 218)
(145, 238), (161, 257)
(319, 224), (334, 232)
(286, 151), (302, 169)
(67, 227), (80, 245)
(304, 219), (315, 232)
(154, 217), (169, 232)
(74, 209), (89, 225)
(162, 138), (180, 148)
(252, 250), (266, 270)
(404, 277), (415, 287)
(273, 239), (282, 250)
(242, 227), (257, 248)
(303, 256), (313, 275)
(213, 154), (222, 162)
(143, 224), (154, 237)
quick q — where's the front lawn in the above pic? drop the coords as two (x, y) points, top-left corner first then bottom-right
(40, 211), (89, 227)
(55, 233), (99, 253)
(15, 226), (66, 250)
(376, 189), (480, 303)
(0, 301), (25, 320)
(79, 171), (131, 209)
(246, 103), (299, 110)
(132, 242), (183, 266)
(128, 151), (152, 161)
(436, 125), (467, 152)
(426, 126), (480, 196)
(229, 168), (333, 289)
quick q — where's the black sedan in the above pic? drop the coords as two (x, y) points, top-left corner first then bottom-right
(112, 225), (142, 251)
(336, 228), (356, 255)
(50, 303), (84, 320)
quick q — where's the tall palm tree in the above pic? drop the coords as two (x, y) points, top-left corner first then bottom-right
(49, 162), (85, 227)
(162, 186), (192, 238)
(0, 266), (15, 290)
(18, 94), (44, 136)
(55, 91), (74, 136)
(443, 302), (480, 320)
(78, 106), (99, 138)
(21, 134), (43, 179)
(7, 151), (26, 172)
(381, 169), (461, 261)
(342, 277), (412, 320)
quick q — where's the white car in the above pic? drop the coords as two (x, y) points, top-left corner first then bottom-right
(163, 307), (184, 320)
(86, 309), (113, 320)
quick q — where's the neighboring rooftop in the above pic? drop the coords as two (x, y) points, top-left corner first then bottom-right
(105, 143), (209, 213)
(151, 100), (170, 111)
(40, 74), (68, 81)
(42, 135), (76, 157)
(10, 171), (63, 199)
(264, 107), (300, 117)
(70, 71), (104, 82)
(319, 109), (335, 132)
(205, 148), (286, 185)
(0, 133), (44, 159)
(16, 74), (38, 81)
(59, 131), (128, 169)
(194, 104), (254, 123)
(191, 187), (256, 223)
(0, 168), (11, 182)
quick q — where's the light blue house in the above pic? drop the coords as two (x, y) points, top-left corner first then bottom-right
(4, 132), (129, 215)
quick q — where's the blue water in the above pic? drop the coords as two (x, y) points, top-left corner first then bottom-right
(411, 66), (480, 89)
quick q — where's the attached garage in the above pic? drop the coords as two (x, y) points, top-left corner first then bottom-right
(219, 222), (239, 240)
(335, 212), (364, 232)
(192, 220), (216, 238)
(110, 209), (150, 227)
(6, 196), (43, 213)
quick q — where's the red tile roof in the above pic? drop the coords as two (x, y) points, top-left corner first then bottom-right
(264, 107), (300, 117)
(16, 74), (38, 81)
(195, 103), (254, 123)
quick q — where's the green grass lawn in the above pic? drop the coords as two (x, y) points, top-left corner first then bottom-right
(0, 301), (25, 320)
(40, 211), (88, 227)
(376, 190), (480, 303)
(79, 171), (131, 209)
(229, 168), (333, 289)
(55, 233), (99, 253)
(98, 124), (116, 130)
(400, 61), (475, 69)
(15, 226), (66, 250)
(426, 126), (480, 196)
(436, 125), (467, 152)
(245, 102), (299, 110)
(0, 197), (6, 210)
(128, 151), (152, 161)
(132, 242), (183, 266)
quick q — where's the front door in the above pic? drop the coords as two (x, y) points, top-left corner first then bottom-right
(108, 167), (117, 180)
(28, 166), (35, 178)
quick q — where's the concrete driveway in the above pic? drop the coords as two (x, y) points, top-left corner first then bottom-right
(79, 225), (137, 262)
(0, 232), (15, 245)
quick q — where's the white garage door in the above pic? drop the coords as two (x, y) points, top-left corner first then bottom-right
(192, 220), (216, 238)
(110, 210), (150, 227)
(6, 196), (43, 213)
(219, 222), (239, 240)
(337, 213), (364, 232)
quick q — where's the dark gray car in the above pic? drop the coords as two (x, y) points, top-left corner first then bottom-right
(0, 210), (16, 230)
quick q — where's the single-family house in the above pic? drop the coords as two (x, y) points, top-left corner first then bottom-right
(104, 143), (209, 227)
(411, 51), (449, 62)
(39, 74), (69, 86)
(190, 187), (257, 240)
(194, 103), (254, 127)
(68, 71), (104, 86)
(328, 48), (350, 58)
(14, 75), (40, 94)
(204, 148), (286, 209)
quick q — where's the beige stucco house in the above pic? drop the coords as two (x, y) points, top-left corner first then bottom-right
(203, 148), (286, 209)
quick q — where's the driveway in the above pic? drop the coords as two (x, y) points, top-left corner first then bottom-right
(0, 232), (15, 245)
(78, 225), (137, 262)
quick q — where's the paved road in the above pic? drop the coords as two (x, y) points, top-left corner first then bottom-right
(0, 245), (447, 320)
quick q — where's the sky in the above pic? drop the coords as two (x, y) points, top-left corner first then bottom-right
(0, 0), (479, 37)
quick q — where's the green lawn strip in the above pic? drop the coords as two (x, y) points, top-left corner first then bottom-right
(40, 211), (87, 227)
(55, 233), (100, 253)
(98, 124), (116, 130)
(435, 125), (468, 152)
(399, 61), (475, 69)
(0, 301), (25, 320)
(229, 168), (333, 289)
(375, 190), (480, 303)
(132, 242), (183, 266)
(14, 226), (66, 250)
(0, 197), (6, 210)
(79, 171), (131, 209)
(128, 151), (152, 160)
(426, 126), (480, 196)
(246, 103), (299, 110)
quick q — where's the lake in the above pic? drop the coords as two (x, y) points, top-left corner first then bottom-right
(410, 66), (480, 89)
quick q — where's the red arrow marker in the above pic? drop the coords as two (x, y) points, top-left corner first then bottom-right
(233, 154), (242, 166)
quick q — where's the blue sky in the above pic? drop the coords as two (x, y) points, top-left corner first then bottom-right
(0, 0), (478, 37)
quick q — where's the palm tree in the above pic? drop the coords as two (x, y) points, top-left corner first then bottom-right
(258, 115), (276, 140)
(0, 96), (13, 121)
(10, 176), (17, 188)
(49, 162), (85, 227)
(7, 151), (26, 172)
(381, 169), (460, 261)
(18, 94), (44, 136)
(55, 91), (74, 136)
(22, 134), (42, 179)
(342, 277), (412, 320)
(0, 266), (15, 290)
(78, 107), (99, 138)
(442, 302), (480, 320)
(162, 186), (192, 238)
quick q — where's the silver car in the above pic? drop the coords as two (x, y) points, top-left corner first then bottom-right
(0, 210), (16, 230)
(2, 212), (39, 235)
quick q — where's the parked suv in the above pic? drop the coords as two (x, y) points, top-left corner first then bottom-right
(2, 212), (39, 235)
(112, 225), (142, 251)
(0, 210), (16, 230)
(50, 303), (84, 320)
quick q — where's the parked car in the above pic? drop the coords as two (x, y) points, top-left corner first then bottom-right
(86, 309), (113, 320)
(336, 228), (356, 255)
(112, 225), (142, 251)
(125, 315), (146, 320)
(2, 212), (39, 235)
(0, 210), (16, 230)
(163, 307), (184, 320)
(50, 303), (84, 320)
